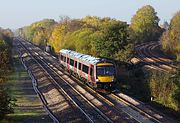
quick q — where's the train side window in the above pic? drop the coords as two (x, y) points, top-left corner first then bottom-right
(64, 56), (66, 62)
(75, 61), (77, 68)
(82, 64), (88, 74)
(90, 68), (93, 76)
(78, 63), (81, 70)
(61, 55), (64, 61)
(67, 58), (69, 63)
(70, 59), (74, 66)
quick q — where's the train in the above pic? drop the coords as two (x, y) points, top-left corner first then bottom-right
(59, 49), (117, 92)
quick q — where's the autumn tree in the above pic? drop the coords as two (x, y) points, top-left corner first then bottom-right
(130, 5), (162, 43)
(161, 11), (180, 61)
(0, 87), (14, 120)
(94, 20), (129, 58)
(50, 16), (132, 61)
(149, 69), (180, 112)
(48, 18), (85, 53)
(48, 24), (66, 52)
(17, 19), (57, 47)
(0, 30), (12, 70)
(18, 16), (133, 62)
(0, 40), (10, 70)
(64, 28), (95, 54)
(0, 29), (14, 120)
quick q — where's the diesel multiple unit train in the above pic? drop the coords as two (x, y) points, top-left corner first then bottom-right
(59, 49), (117, 91)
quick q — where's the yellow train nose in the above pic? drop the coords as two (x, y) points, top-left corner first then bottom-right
(97, 76), (114, 83)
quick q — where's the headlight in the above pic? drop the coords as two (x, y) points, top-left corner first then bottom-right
(96, 79), (99, 82)
(112, 78), (116, 82)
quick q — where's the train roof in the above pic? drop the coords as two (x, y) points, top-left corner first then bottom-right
(60, 49), (100, 65)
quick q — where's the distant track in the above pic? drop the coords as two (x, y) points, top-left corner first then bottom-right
(135, 41), (178, 72)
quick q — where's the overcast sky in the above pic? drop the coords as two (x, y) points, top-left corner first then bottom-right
(0, 0), (179, 29)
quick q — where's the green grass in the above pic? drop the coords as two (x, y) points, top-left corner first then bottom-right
(2, 49), (51, 123)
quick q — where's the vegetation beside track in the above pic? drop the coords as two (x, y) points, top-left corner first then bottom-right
(0, 28), (14, 121)
(1, 43), (52, 123)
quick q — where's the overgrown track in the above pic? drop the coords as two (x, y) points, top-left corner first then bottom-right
(15, 37), (176, 123)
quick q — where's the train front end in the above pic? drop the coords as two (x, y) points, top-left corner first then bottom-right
(95, 61), (116, 92)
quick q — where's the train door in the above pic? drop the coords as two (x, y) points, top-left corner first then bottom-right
(74, 60), (77, 74)
(67, 56), (70, 71)
(78, 62), (82, 77)
(88, 65), (95, 86)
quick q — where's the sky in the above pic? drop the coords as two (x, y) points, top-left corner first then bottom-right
(0, 0), (179, 29)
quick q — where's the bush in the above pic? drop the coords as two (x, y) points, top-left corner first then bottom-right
(0, 86), (14, 120)
(149, 71), (180, 111)
(118, 64), (151, 102)
(0, 29), (14, 120)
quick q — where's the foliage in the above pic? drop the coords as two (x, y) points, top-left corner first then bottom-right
(114, 43), (134, 62)
(94, 20), (129, 58)
(130, 5), (162, 43)
(0, 28), (14, 120)
(172, 68), (180, 110)
(149, 70), (180, 111)
(118, 65), (151, 101)
(49, 19), (84, 52)
(64, 28), (95, 54)
(0, 32), (12, 71)
(48, 23), (67, 52)
(161, 11), (180, 61)
(17, 16), (133, 62)
(0, 86), (14, 120)
(17, 19), (57, 47)
(0, 41), (10, 70)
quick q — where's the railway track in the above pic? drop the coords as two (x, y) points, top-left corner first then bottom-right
(17, 38), (138, 123)
(14, 37), (176, 123)
(15, 39), (107, 122)
(65, 68), (173, 123)
(16, 38), (141, 122)
(135, 41), (178, 72)
(15, 42), (60, 123)
(146, 42), (177, 69)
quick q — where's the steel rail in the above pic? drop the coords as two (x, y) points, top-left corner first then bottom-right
(15, 41), (60, 123)
(18, 39), (112, 123)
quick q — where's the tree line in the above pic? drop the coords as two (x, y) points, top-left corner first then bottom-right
(17, 5), (180, 116)
(0, 28), (14, 120)
(17, 17), (133, 62)
(151, 11), (180, 115)
(161, 11), (180, 61)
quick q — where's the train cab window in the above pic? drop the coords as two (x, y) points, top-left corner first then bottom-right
(70, 59), (74, 66)
(97, 65), (115, 76)
(90, 68), (93, 76)
(82, 65), (88, 74)
(78, 63), (81, 70)
(75, 61), (77, 68)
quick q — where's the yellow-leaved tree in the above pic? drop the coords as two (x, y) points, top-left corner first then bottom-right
(48, 24), (66, 53)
